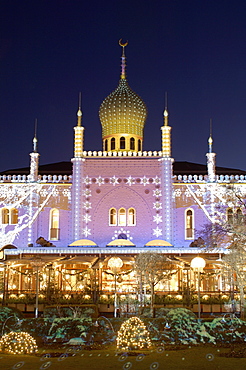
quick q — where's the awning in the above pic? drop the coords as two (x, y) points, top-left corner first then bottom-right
(145, 239), (173, 247)
(107, 239), (135, 247)
(69, 239), (97, 247)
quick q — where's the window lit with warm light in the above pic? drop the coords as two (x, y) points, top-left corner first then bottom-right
(128, 208), (136, 226)
(109, 208), (117, 225)
(118, 208), (126, 226)
(185, 208), (194, 239)
(49, 208), (60, 240)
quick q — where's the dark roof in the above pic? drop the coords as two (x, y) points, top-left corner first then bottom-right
(1, 160), (246, 176)
(173, 161), (246, 175)
(0, 161), (72, 176)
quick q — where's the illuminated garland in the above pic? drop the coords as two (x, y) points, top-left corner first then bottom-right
(0, 331), (38, 354)
(116, 316), (151, 351)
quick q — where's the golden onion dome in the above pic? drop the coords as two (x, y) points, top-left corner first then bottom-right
(99, 41), (147, 152)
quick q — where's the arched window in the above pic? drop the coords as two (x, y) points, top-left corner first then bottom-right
(185, 209), (194, 239)
(236, 208), (243, 224)
(128, 208), (136, 226)
(2, 208), (9, 224)
(109, 208), (117, 225)
(105, 139), (108, 152)
(227, 208), (233, 224)
(120, 136), (125, 150)
(10, 208), (18, 224)
(130, 137), (135, 150)
(138, 139), (141, 151)
(50, 208), (60, 240)
(111, 137), (115, 150)
(118, 208), (126, 226)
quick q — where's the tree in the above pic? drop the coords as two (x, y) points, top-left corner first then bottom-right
(134, 252), (178, 317)
(200, 184), (246, 319)
(116, 316), (151, 351)
(222, 248), (246, 319)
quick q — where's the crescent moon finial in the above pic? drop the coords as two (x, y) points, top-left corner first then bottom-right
(119, 39), (128, 79)
(119, 39), (128, 48)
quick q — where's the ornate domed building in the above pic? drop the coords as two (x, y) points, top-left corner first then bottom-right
(0, 42), (245, 316)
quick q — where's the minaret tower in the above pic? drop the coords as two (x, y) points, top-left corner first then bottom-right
(206, 119), (216, 182)
(29, 119), (39, 182)
(160, 94), (173, 244)
(71, 94), (85, 241)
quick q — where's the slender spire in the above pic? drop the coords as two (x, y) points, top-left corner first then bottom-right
(206, 118), (216, 182)
(208, 118), (213, 153)
(119, 39), (128, 79)
(163, 92), (169, 126)
(33, 118), (38, 153)
(77, 92), (82, 127)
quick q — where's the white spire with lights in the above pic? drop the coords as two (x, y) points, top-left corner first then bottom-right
(161, 92), (171, 157)
(206, 119), (216, 182)
(29, 119), (39, 182)
(73, 92), (84, 158)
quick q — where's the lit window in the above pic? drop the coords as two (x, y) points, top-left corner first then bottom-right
(120, 136), (125, 150)
(227, 208), (233, 224)
(185, 209), (194, 239)
(111, 138), (115, 150)
(10, 208), (18, 224)
(109, 208), (117, 225)
(130, 137), (135, 150)
(50, 208), (60, 240)
(118, 208), (126, 226)
(138, 139), (141, 151)
(128, 208), (136, 226)
(2, 208), (9, 224)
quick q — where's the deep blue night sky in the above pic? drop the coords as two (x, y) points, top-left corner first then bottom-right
(1, 0), (246, 172)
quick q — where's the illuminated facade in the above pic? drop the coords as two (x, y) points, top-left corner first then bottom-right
(1, 42), (246, 308)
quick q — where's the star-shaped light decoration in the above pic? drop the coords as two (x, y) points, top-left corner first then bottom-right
(83, 189), (91, 197)
(62, 189), (71, 198)
(152, 176), (161, 185)
(83, 214), (91, 223)
(96, 176), (104, 186)
(110, 176), (119, 186)
(140, 176), (149, 186)
(153, 227), (162, 237)
(82, 226), (91, 237)
(83, 176), (91, 185)
(173, 189), (182, 197)
(83, 201), (92, 210)
(153, 214), (162, 224)
(153, 189), (162, 197)
(125, 176), (135, 186)
(153, 201), (162, 210)
(40, 189), (48, 197)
